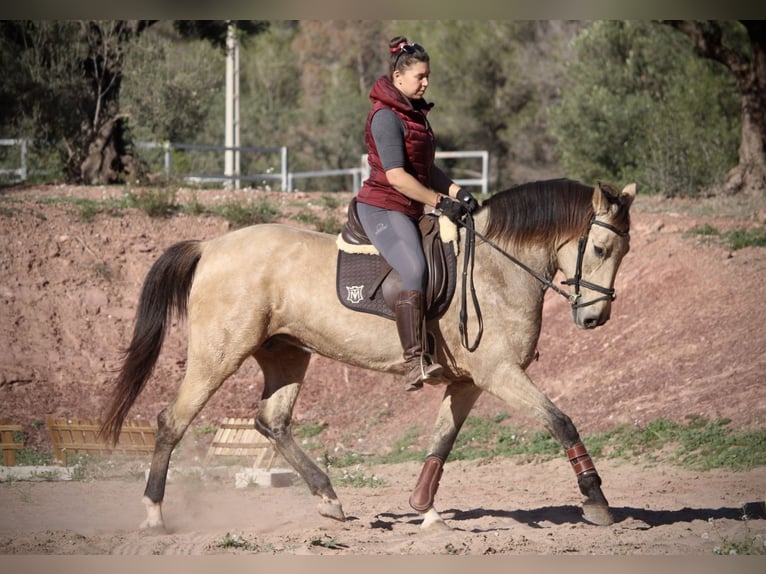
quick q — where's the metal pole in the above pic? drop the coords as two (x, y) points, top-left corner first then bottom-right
(281, 146), (288, 192)
(225, 22), (240, 190)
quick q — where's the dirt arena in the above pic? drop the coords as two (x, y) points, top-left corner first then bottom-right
(0, 184), (764, 556)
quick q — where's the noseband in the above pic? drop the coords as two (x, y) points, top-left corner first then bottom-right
(560, 216), (630, 310)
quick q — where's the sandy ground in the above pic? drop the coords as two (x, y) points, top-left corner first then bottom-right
(0, 184), (765, 556)
(0, 458), (764, 555)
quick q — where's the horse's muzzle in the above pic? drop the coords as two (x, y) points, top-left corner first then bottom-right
(572, 303), (611, 330)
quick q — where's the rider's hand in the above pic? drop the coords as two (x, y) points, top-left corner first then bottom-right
(436, 196), (466, 222)
(455, 189), (479, 214)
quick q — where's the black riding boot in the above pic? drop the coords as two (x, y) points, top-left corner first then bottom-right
(395, 290), (444, 391)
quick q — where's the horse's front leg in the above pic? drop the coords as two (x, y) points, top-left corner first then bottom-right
(487, 365), (614, 526)
(410, 381), (483, 529)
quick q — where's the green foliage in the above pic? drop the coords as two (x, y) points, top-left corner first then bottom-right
(126, 187), (180, 218)
(205, 198), (281, 228)
(405, 21), (582, 185)
(216, 532), (262, 552)
(449, 414), (560, 462)
(587, 416), (766, 471)
(291, 210), (341, 234)
(0, 20), (753, 196)
(689, 224), (766, 250)
(29, 195), (130, 221)
(294, 422), (328, 439)
(376, 425), (425, 464)
(310, 535), (347, 549)
(316, 415), (765, 473)
(550, 21), (740, 196)
(192, 423), (218, 436)
(704, 514), (766, 555)
(337, 465), (387, 488)
(15, 449), (54, 466)
(121, 28), (223, 144)
(0, 21), (85, 168)
(726, 228), (766, 250)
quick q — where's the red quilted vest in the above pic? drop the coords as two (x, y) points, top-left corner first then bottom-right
(358, 75), (436, 220)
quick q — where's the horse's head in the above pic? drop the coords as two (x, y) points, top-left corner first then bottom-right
(557, 182), (635, 329)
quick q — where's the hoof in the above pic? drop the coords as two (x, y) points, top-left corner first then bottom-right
(141, 497), (165, 530)
(582, 501), (614, 526)
(420, 507), (451, 530)
(138, 521), (167, 533)
(318, 498), (346, 522)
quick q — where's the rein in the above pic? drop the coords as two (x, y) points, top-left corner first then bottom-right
(455, 212), (628, 352)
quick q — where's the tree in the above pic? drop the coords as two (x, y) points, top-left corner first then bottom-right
(78, 20), (154, 184)
(399, 20), (583, 187)
(663, 20), (766, 195)
(549, 21), (740, 196)
(1, 20), (268, 185)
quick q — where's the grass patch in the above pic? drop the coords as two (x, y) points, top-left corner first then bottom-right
(192, 423), (218, 436)
(337, 464), (387, 488)
(206, 198), (281, 228)
(318, 193), (343, 210)
(587, 416), (766, 471)
(448, 414), (560, 462)
(291, 209), (341, 234)
(376, 425), (425, 464)
(14, 449), (54, 466)
(295, 422), (328, 439)
(53, 196), (131, 221)
(704, 512), (766, 555)
(126, 187), (180, 218)
(689, 224), (766, 251)
(215, 532), (266, 552)
(310, 535), (347, 549)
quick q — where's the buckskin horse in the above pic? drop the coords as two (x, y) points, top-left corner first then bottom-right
(101, 178), (635, 530)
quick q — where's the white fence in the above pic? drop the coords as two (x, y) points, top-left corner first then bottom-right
(0, 139), (28, 182)
(1, 139), (489, 194)
(135, 141), (289, 191)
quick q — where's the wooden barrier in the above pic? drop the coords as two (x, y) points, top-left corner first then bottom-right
(206, 417), (278, 469)
(0, 419), (24, 466)
(46, 417), (156, 465)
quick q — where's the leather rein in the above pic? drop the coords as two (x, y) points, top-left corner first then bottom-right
(455, 212), (629, 352)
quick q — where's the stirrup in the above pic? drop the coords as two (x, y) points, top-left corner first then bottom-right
(404, 358), (443, 392)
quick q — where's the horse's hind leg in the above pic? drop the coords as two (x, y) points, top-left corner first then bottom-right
(254, 339), (345, 522)
(143, 344), (247, 529)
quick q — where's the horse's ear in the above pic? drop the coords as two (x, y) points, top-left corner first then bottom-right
(620, 183), (637, 208)
(593, 182), (636, 213)
(592, 182), (615, 214)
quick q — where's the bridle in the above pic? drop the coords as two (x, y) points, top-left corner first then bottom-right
(455, 211), (629, 351)
(560, 215), (630, 310)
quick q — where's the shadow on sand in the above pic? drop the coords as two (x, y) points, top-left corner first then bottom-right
(369, 501), (765, 531)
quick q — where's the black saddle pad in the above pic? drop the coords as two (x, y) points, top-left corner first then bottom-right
(335, 214), (458, 321)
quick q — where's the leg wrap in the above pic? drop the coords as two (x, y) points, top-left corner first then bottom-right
(566, 442), (597, 477)
(409, 455), (444, 512)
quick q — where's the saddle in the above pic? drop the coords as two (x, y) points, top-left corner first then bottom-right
(336, 197), (458, 321)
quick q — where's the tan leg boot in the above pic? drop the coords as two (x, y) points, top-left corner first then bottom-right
(394, 290), (444, 391)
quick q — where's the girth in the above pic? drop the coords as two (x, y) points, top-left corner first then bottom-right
(336, 197), (458, 321)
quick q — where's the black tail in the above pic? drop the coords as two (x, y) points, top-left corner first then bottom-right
(100, 240), (202, 444)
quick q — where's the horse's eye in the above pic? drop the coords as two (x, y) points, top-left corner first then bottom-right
(594, 245), (605, 258)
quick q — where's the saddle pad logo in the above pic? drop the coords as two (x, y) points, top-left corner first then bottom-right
(346, 285), (365, 304)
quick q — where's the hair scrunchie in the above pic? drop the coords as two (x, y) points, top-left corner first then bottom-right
(389, 40), (409, 54)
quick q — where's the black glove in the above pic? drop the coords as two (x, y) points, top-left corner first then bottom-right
(455, 189), (479, 214)
(435, 195), (465, 222)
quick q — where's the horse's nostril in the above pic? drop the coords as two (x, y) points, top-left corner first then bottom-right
(583, 317), (599, 329)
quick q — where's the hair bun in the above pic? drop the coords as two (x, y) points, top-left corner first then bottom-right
(389, 38), (408, 54)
